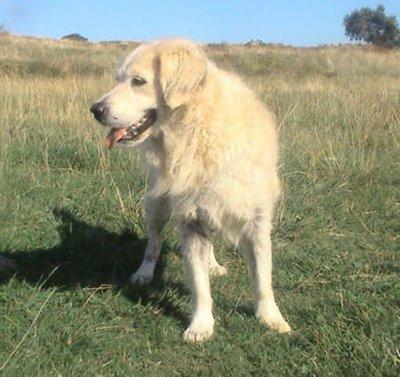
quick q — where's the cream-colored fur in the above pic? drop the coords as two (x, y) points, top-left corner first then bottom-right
(92, 39), (291, 342)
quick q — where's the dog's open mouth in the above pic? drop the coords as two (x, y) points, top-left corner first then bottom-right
(105, 109), (157, 148)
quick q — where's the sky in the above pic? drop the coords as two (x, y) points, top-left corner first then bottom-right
(1, 0), (400, 46)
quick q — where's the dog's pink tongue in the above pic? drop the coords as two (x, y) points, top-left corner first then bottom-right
(104, 128), (128, 148)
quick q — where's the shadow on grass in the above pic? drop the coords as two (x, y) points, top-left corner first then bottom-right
(0, 208), (188, 326)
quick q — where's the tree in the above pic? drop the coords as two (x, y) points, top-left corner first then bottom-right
(343, 5), (400, 48)
(61, 33), (88, 42)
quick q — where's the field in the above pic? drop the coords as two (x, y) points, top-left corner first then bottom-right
(0, 34), (399, 376)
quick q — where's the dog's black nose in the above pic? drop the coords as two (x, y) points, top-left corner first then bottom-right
(90, 102), (108, 122)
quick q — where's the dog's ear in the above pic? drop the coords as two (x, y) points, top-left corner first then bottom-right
(157, 41), (207, 109)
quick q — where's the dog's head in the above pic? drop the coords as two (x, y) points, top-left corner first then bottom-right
(90, 39), (207, 148)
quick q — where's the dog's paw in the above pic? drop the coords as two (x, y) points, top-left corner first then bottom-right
(261, 317), (292, 333)
(183, 322), (214, 342)
(210, 264), (228, 277)
(183, 314), (214, 342)
(257, 310), (292, 333)
(129, 271), (153, 286)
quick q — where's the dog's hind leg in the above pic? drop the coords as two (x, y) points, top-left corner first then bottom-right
(194, 207), (227, 277)
(129, 195), (169, 285)
(181, 222), (214, 342)
(209, 245), (227, 276)
(242, 211), (291, 333)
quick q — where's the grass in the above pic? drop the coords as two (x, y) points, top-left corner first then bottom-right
(0, 34), (399, 376)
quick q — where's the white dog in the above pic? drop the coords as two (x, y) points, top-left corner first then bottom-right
(90, 39), (291, 341)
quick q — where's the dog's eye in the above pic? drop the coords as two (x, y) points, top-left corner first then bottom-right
(131, 76), (146, 86)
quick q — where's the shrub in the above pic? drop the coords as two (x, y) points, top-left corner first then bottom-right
(0, 23), (9, 35)
(61, 33), (88, 42)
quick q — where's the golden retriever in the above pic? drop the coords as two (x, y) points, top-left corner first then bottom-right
(90, 39), (291, 342)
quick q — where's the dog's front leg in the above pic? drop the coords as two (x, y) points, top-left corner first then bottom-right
(181, 223), (214, 342)
(130, 195), (169, 285)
